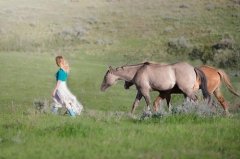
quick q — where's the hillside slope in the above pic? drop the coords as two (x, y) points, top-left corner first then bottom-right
(0, 0), (239, 67)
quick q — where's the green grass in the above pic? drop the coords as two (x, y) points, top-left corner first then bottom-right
(0, 0), (240, 158)
(0, 51), (239, 159)
(1, 110), (240, 159)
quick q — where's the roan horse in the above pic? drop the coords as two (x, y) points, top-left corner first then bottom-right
(100, 62), (210, 114)
(126, 65), (239, 115)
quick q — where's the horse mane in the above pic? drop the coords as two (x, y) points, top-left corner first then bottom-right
(114, 61), (165, 71)
(143, 62), (151, 65)
(200, 65), (217, 70)
(115, 62), (154, 70)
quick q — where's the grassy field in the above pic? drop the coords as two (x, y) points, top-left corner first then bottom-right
(0, 0), (240, 158)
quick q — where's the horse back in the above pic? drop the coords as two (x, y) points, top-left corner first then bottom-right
(133, 63), (176, 90)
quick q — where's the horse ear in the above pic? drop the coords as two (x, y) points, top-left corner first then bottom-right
(108, 66), (113, 73)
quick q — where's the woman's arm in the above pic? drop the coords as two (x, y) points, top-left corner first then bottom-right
(52, 80), (61, 97)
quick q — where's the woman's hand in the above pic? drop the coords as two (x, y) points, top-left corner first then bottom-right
(52, 90), (56, 97)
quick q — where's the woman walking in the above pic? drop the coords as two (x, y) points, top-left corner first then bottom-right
(52, 56), (83, 116)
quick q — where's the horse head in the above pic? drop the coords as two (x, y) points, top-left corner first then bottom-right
(100, 66), (119, 91)
(100, 63), (146, 92)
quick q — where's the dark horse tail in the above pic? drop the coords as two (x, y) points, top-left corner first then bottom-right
(194, 68), (211, 100)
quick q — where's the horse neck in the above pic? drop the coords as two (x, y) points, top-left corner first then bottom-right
(113, 65), (142, 81)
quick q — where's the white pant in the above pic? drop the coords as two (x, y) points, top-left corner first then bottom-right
(53, 81), (83, 115)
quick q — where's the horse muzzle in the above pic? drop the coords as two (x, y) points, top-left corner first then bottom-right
(100, 84), (109, 92)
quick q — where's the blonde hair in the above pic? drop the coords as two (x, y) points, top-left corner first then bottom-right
(55, 56), (70, 72)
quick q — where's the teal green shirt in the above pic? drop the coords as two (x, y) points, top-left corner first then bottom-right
(56, 68), (68, 81)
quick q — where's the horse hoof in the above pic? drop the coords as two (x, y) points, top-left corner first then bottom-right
(223, 111), (232, 117)
(143, 110), (152, 117)
(127, 113), (137, 119)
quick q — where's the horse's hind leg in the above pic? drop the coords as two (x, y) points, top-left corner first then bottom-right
(166, 94), (172, 112)
(131, 91), (143, 114)
(213, 87), (230, 115)
(153, 95), (163, 112)
(181, 88), (197, 102)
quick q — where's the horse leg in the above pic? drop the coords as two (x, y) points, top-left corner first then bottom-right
(153, 95), (162, 112)
(153, 93), (167, 112)
(143, 95), (151, 112)
(141, 90), (151, 112)
(166, 94), (172, 112)
(181, 89), (197, 102)
(213, 87), (230, 116)
(131, 91), (143, 114)
(183, 94), (190, 102)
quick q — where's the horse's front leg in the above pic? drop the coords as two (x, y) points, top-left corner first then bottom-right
(131, 91), (143, 114)
(141, 91), (154, 117)
(142, 91), (151, 112)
